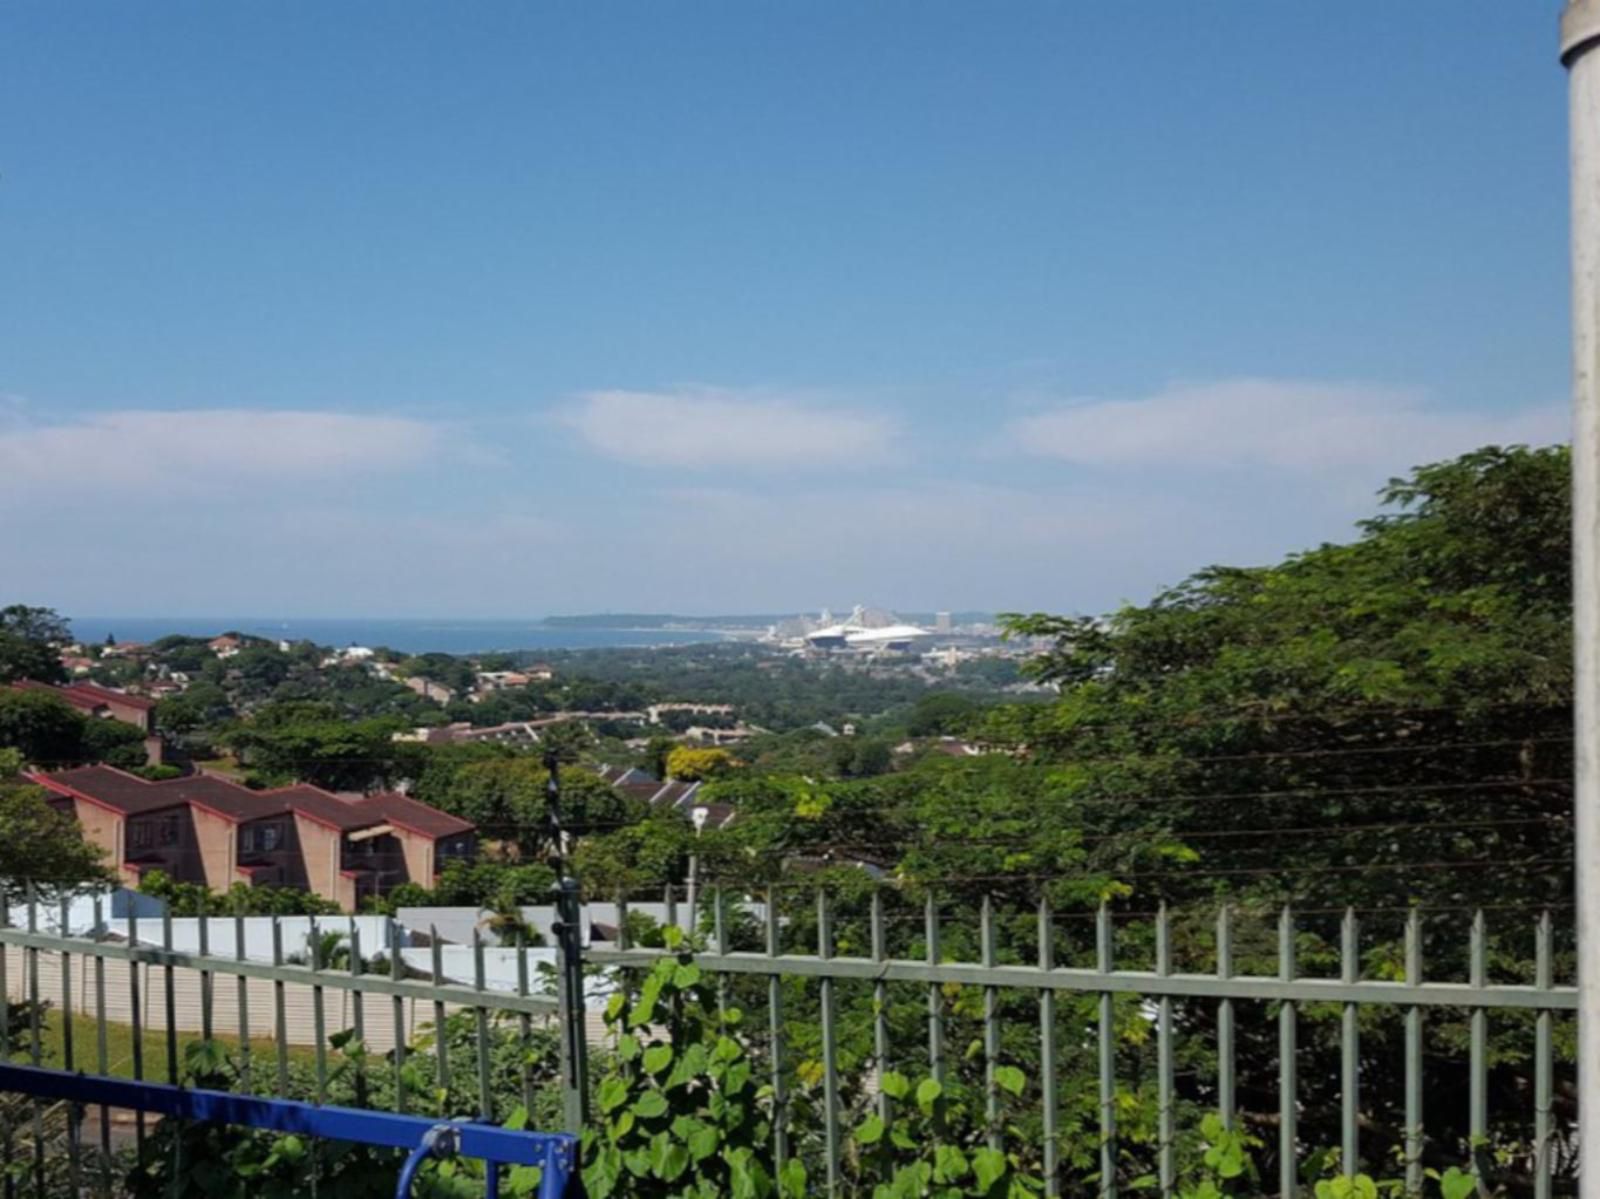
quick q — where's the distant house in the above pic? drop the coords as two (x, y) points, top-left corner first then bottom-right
(322, 646), (376, 667)
(475, 671), (531, 691)
(208, 634), (243, 659)
(33, 765), (476, 912)
(593, 765), (736, 830)
(98, 642), (147, 660)
(683, 724), (759, 747)
(403, 676), (456, 704)
(892, 736), (987, 759)
(646, 702), (735, 725)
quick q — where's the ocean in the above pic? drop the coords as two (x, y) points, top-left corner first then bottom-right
(66, 617), (726, 656)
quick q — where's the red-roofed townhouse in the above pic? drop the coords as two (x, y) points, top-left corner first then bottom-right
(31, 767), (476, 911)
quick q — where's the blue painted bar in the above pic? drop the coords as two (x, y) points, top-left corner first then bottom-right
(0, 1063), (577, 1196)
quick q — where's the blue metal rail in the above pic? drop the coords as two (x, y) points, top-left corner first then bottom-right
(0, 1063), (576, 1199)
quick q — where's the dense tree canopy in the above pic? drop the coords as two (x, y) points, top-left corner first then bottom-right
(991, 444), (1572, 914)
(0, 749), (106, 896)
(0, 605), (69, 684)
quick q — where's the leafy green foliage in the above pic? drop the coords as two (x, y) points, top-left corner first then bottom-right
(849, 1069), (1042, 1197)
(138, 869), (343, 916)
(582, 929), (802, 1199)
(0, 605), (70, 684)
(0, 755), (107, 898)
(0, 689), (94, 766)
(1170, 1114), (1261, 1199)
(220, 701), (422, 791)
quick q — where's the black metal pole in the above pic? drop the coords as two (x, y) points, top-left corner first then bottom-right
(544, 750), (589, 1133)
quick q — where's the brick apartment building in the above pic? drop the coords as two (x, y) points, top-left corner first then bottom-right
(33, 765), (476, 911)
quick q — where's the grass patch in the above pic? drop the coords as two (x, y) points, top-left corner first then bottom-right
(16, 1010), (316, 1082)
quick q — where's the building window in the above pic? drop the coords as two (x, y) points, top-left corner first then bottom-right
(130, 823), (151, 849)
(242, 823), (282, 855)
(159, 816), (179, 846)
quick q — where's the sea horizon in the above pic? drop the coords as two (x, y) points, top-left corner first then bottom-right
(64, 616), (728, 656)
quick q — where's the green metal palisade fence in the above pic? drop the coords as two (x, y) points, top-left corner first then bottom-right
(586, 886), (1577, 1199)
(0, 880), (1577, 1198)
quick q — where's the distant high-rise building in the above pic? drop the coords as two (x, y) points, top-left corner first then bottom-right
(935, 611), (952, 634)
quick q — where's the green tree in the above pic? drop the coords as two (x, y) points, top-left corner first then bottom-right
(79, 716), (149, 769)
(221, 701), (416, 791)
(904, 691), (981, 737)
(0, 689), (87, 765)
(0, 605), (70, 684)
(0, 750), (107, 897)
(993, 444), (1573, 913)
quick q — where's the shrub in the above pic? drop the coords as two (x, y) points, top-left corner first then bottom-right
(581, 927), (803, 1199)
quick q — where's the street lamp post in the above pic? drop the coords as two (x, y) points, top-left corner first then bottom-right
(1562, 5), (1600, 1193)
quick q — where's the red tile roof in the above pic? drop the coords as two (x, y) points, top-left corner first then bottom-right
(62, 683), (156, 712)
(34, 768), (473, 840)
(263, 785), (379, 832)
(348, 791), (475, 838)
(10, 680), (156, 714)
(37, 765), (189, 816)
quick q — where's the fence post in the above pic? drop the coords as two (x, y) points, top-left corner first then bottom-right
(553, 875), (589, 1135)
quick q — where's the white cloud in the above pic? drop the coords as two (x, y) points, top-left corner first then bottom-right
(1006, 379), (1568, 471)
(0, 408), (442, 494)
(562, 388), (897, 468)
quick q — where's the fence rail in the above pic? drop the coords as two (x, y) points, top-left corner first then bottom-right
(0, 882), (1578, 1199)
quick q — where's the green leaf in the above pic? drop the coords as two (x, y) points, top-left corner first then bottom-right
(652, 1140), (690, 1182)
(994, 1065), (1026, 1097)
(915, 1077), (943, 1116)
(617, 1034), (641, 1063)
(506, 1166), (543, 1198)
(632, 1090), (669, 1120)
(688, 1124), (720, 1162)
(502, 1105), (529, 1132)
(582, 1146), (620, 1199)
(933, 1144), (969, 1183)
(597, 1077), (630, 1114)
(1440, 1168), (1476, 1199)
(674, 961), (702, 988)
(879, 1071), (911, 1100)
(779, 1158), (807, 1199)
(972, 1147), (1008, 1192)
(631, 976), (662, 1027)
(643, 1044), (674, 1076)
(856, 1115), (886, 1146)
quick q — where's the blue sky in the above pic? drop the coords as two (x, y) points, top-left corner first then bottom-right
(0, 2), (1573, 618)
